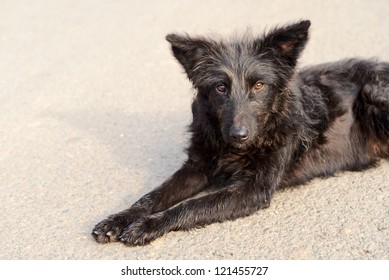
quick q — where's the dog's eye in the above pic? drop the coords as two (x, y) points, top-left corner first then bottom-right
(215, 84), (227, 94)
(254, 81), (265, 91)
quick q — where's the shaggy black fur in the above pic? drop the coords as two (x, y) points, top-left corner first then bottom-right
(92, 20), (389, 246)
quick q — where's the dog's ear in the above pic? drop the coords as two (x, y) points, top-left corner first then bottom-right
(259, 20), (310, 67)
(166, 34), (210, 81)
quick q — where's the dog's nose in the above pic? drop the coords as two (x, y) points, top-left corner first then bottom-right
(230, 126), (249, 142)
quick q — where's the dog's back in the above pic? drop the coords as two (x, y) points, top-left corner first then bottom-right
(282, 59), (389, 187)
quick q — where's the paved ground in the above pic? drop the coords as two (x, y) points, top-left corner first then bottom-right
(1, 0), (388, 259)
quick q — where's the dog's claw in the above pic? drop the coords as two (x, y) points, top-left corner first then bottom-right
(92, 217), (126, 243)
(118, 214), (165, 246)
(92, 210), (147, 244)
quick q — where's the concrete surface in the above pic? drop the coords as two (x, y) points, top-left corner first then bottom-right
(0, 0), (388, 259)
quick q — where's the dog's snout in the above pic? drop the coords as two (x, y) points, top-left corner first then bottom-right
(230, 126), (249, 142)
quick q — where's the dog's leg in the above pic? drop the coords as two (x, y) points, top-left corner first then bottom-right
(360, 82), (389, 157)
(362, 83), (389, 139)
(92, 160), (209, 243)
(119, 178), (275, 246)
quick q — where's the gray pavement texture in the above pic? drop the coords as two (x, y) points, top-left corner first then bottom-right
(1, 0), (388, 259)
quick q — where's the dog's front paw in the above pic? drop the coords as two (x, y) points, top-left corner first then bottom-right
(92, 211), (141, 243)
(119, 213), (166, 246)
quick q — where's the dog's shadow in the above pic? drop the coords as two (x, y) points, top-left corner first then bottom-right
(50, 107), (190, 203)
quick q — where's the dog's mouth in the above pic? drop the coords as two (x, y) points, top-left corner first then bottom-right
(231, 143), (248, 151)
(228, 138), (253, 151)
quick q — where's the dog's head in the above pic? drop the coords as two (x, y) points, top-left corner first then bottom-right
(167, 20), (310, 150)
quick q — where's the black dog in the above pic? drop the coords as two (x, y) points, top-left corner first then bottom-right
(92, 20), (389, 246)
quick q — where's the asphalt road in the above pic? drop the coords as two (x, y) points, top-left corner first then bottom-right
(0, 0), (388, 259)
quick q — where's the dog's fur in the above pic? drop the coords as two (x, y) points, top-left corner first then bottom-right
(92, 20), (389, 246)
